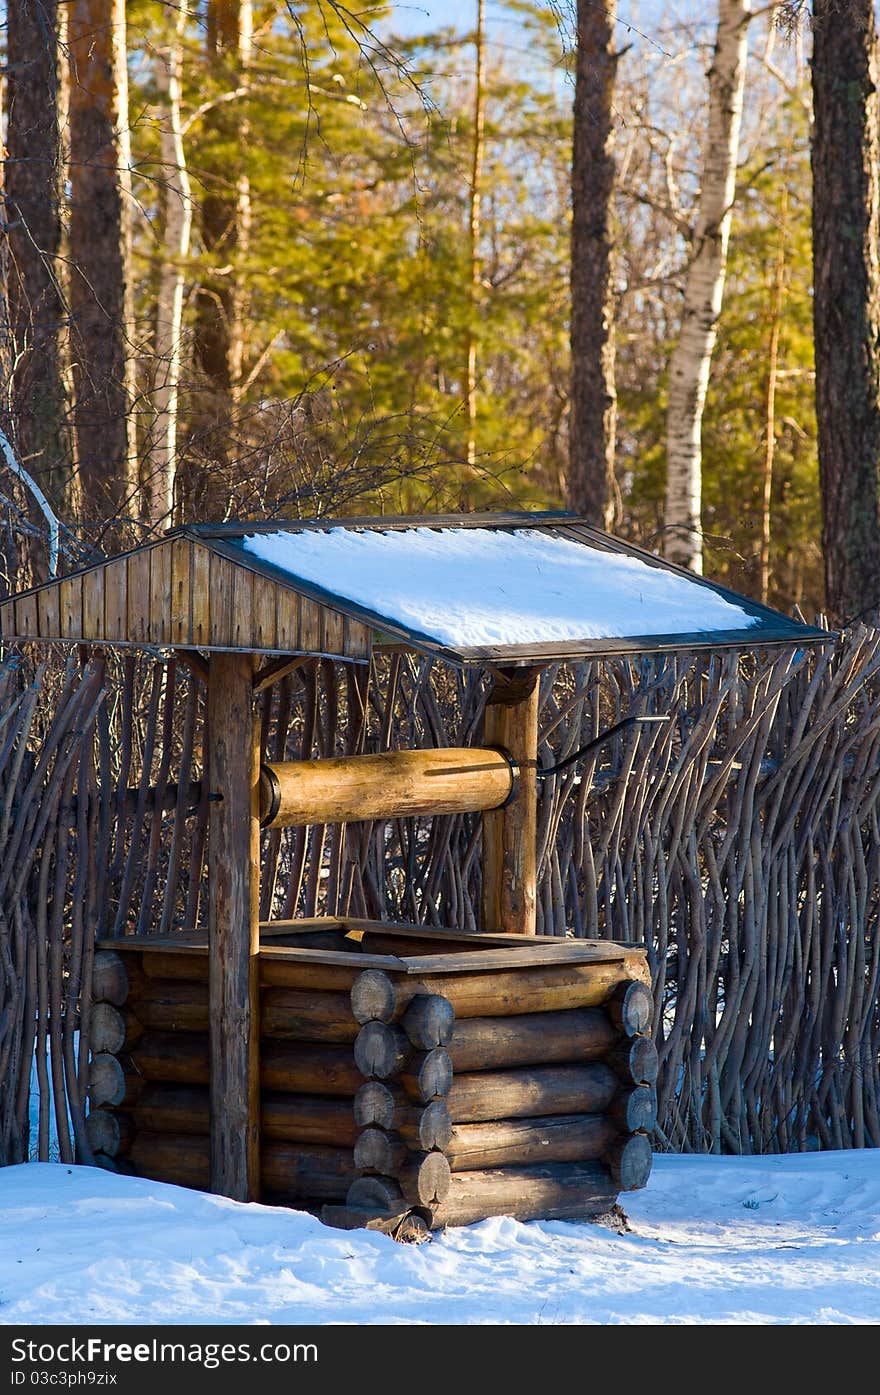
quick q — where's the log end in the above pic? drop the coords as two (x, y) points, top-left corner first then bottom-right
(351, 969), (398, 1025)
(605, 1133), (653, 1192)
(608, 981), (653, 1037)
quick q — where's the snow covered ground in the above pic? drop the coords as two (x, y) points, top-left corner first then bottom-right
(2, 1151), (879, 1325)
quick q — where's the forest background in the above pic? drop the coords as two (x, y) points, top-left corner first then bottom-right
(0, 0), (833, 616)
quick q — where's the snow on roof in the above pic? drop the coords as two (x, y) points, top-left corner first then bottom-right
(242, 525), (758, 650)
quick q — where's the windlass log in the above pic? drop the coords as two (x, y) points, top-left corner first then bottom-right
(259, 747), (515, 829)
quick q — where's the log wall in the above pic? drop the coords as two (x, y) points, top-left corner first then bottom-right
(89, 930), (654, 1230)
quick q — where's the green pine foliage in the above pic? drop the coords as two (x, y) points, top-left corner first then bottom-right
(122, 4), (821, 611)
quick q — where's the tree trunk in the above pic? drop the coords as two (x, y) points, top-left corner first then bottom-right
(811, 0), (880, 621)
(465, 0), (486, 475)
(194, 0), (252, 415)
(664, 0), (750, 574)
(4, 0), (73, 524)
(568, 0), (618, 530)
(759, 179), (787, 605)
(146, 8), (193, 529)
(67, 0), (135, 525)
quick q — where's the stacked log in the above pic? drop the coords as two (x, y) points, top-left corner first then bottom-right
(343, 956), (656, 1230)
(347, 990), (456, 1220)
(89, 933), (655, 1231)
(88, 946), (358, 1206)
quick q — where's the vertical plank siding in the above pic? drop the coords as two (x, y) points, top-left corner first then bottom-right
(0, 541), (370, 657)
(126, 551), (150, 644)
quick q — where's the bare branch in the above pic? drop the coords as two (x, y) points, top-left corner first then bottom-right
(0, 428), (61, 577)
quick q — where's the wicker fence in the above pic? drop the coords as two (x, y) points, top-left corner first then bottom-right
(1, 626), (879, 1167)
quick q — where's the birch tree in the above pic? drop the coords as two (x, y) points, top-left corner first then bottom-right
(664, 0), (750, 573)
(464, 0), (486, 473)
(194, 0), (252, 408)
(67, 0), (136, 523)
(145, 8), (193, 529)
(567, 0), (618, 529)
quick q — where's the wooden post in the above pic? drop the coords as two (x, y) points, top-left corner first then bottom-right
(481, 666), (541, 934)
(207, 653), (261, 1200)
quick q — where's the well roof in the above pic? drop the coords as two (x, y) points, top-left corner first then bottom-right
(0, 512), (830, 663)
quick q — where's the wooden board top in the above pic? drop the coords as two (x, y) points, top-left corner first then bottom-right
(98, 926), (635, 975)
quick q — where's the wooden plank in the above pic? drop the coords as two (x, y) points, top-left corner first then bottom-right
(15, 593), (38, 639)
(321, 606), (345, 656)
(37, 583), (60, 639)
(190, 544), (211, 647)
(59, 575), (84, 640)
(209, 553), (234, 647)
(231, 563), (254, 649)
(347, 919), (635, 951)
(103, 557), (128, 641)
(299, 597), (323, 653)
(399, 945), (627, 974)
(0, 599), (14, 636)
(148, 542), (172, 644)
(206, 653), (261, 1200)
(252, 574), (277, 650)
(82, 567), (105, 639)
(202, 536), (460, 666)
(258, 917), (346, 935)
(482, 666), (541, 934)
(127, 550), (151, 644)
(170, 538), (192, 646)
(343, 615), (372, 660)
(275, 589), (300, 651)
(258, 944), (407, 973)
(99, 926), (634, 972)
(95, 937), (208, 956)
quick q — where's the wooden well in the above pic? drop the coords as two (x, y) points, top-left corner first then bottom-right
(1, 512), (827, 1227)
(87, 920), (655, 1232)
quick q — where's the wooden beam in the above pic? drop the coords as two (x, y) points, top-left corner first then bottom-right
(206, 652), (261, 1200)
(481, 665), (541, 934)
(252, 654), (310, 694)
(176, 649), (209, 684)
